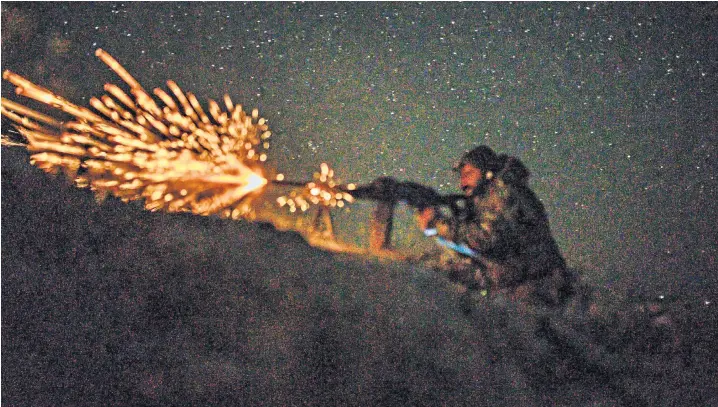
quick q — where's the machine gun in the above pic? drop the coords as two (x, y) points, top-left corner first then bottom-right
(344, 177), (468, 252)
(347, 176), (466, 213)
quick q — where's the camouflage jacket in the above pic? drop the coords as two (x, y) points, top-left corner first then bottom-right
(430, 158), (574, 305)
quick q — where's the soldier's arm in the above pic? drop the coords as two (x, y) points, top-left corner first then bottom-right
(462, 186), (525, 260)
(419, 207), (455, 239)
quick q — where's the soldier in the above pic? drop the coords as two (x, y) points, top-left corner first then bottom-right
(418, 145), (576, 307)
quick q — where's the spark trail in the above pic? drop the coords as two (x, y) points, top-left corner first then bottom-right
(0, 49), (394, 227)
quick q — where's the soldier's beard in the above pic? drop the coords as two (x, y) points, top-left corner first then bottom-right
(466, 179), (492, 198)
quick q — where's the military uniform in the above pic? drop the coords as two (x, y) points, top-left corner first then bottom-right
(428, 150), (575, 307)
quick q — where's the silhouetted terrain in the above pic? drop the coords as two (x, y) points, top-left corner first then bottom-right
(2, 148), (716, 406)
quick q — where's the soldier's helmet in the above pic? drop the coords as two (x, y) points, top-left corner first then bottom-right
(454, 145), (530, 185)
(453, 145), (498, 172)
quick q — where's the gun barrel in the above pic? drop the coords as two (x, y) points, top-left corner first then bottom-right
(270, 179), (308, 188)
(269, 179), (384, 200)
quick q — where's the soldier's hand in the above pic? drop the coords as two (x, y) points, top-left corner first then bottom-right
(416, 207), (436, 230)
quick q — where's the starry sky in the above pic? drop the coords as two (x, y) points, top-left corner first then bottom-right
(2, 2), (716, 297)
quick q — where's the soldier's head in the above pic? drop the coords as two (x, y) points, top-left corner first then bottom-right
(453, 145), (498, 196)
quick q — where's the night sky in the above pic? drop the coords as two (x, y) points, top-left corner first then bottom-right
(2, 2), (716, 297)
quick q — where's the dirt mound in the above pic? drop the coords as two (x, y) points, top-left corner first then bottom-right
(3, 150), (716, 406)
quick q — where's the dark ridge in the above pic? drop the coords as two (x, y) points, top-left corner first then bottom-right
(2, 148), (716, 406)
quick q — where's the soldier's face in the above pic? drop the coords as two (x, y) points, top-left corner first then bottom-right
(458, 164), (483, 196)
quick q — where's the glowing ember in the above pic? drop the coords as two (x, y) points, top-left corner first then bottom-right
(277, 162), (354, 213)
(1, 49), (269, 219)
